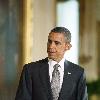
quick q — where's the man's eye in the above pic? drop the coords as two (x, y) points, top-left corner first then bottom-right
(55, 41), (61, 45)
(48, 39), (52, 44)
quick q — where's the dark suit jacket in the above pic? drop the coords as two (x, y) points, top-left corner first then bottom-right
(15, 58), (88, 100)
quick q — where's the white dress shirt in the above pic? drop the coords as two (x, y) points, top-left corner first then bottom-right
(48, 58), (65, 89)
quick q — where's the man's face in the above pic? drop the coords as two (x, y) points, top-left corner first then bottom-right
(47, 32), (71, 62)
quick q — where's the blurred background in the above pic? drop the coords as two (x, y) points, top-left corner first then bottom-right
(0, 0), (100, 100)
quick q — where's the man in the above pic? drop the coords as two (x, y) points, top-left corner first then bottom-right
(15, 27), (88, 100)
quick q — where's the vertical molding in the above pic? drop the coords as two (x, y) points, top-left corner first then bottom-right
(97, 22), (100, 79)
(23, 0), (34, 64)
(79, 0), (98, 81)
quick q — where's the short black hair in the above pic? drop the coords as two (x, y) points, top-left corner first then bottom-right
(50, 27), (71, 42)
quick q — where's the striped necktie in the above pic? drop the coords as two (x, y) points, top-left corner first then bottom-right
(51, 64), (60, 100)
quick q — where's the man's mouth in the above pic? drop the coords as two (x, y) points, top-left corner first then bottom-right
(47, 50), (56, 54)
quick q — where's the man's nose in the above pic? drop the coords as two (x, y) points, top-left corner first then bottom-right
(49, 42), (55, 48)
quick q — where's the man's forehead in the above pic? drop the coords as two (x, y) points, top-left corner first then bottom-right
(48, 32), (64, 37)
(48, 33), (65, 42)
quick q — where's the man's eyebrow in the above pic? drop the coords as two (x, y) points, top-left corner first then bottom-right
(54, 41), (62, 45)
(54, 40), (60, 43)
(48, 38), (61, 43)
(48, 39), (52, 41)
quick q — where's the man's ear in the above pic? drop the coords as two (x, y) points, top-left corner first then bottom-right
(65, 43), (72, 50)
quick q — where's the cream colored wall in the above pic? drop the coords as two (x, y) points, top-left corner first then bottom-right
(23, 0), (56, 64)
(96, 0), (100, 21)
(32, 0), (56, 61)
(79, 0), (100, 82)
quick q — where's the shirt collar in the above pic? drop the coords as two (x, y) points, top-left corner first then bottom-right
(48, 57), (65, 69)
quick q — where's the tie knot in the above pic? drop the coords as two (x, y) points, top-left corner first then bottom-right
(53, 64), (60, 69)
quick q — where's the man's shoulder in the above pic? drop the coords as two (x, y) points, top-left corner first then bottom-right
(65, 60), (85, 80)
(23, 57), (48, 69)
(22, 58), (48, 73)
(65, 60), (84, 72)
(28, 57), (48, 65)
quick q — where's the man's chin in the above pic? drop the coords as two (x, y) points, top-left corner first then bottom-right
(48, 56), (57, 61)
(48, 56), (54, 59)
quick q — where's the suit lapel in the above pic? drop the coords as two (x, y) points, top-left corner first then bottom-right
(39, 58), (53, 100)
(59, 60), (74, 100)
